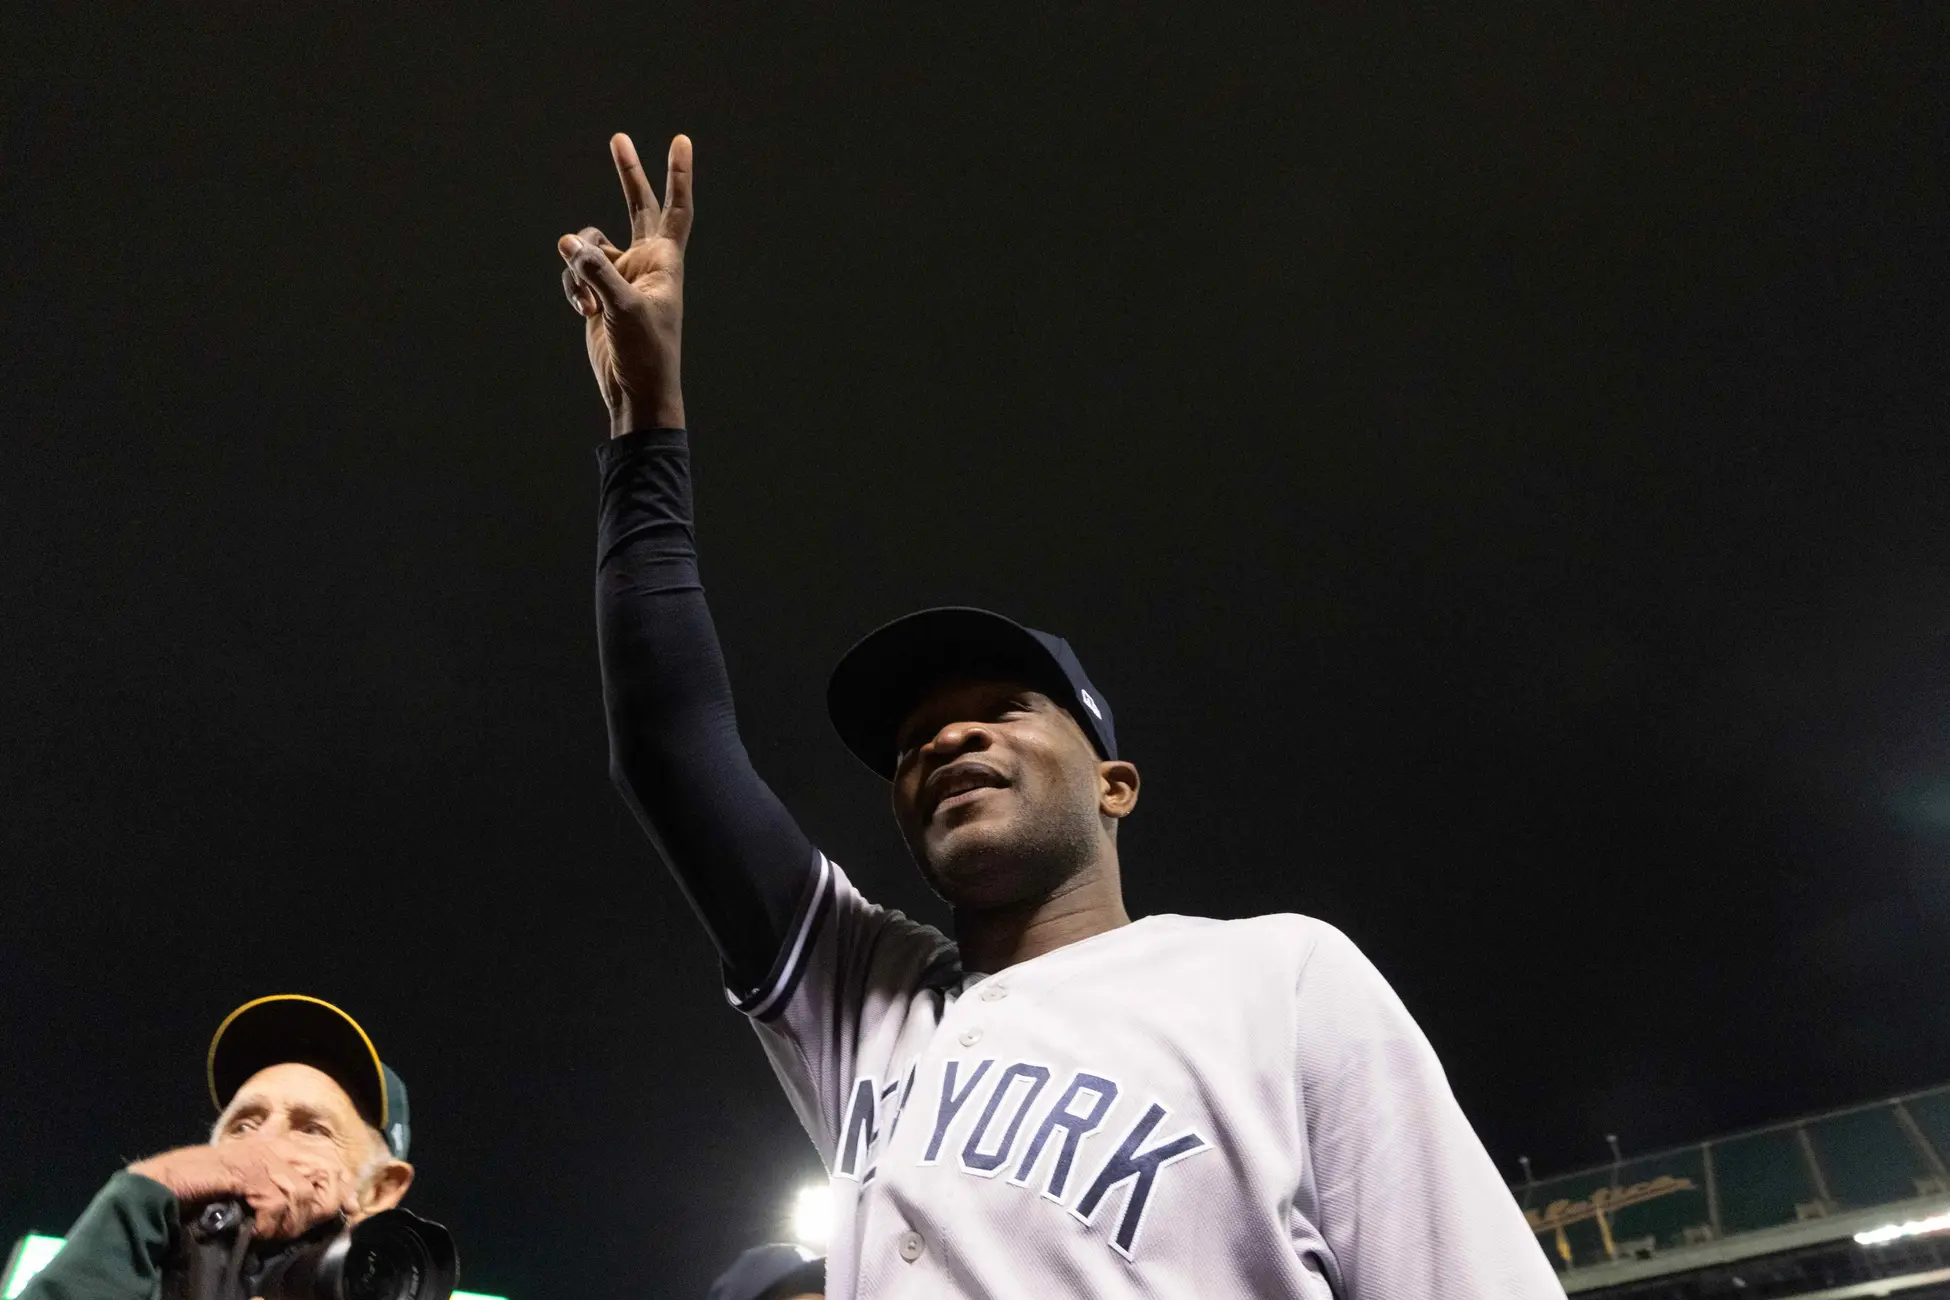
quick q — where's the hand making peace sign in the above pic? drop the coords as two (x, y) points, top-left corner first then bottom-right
(559, 132), (693, 437)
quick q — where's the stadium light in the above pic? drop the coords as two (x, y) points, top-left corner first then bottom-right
(791, 1183), (834, 1250)
(4, 1233), (508, 1300)
(1857, 1210), (1950, 1247)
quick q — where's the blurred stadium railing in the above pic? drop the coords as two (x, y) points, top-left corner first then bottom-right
(1516, 1083), (1950, 1298)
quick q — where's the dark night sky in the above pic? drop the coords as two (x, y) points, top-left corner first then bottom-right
(4, 6), (1948, 1297)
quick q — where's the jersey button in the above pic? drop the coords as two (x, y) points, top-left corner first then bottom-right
(898, 1229), (925, 1262)
(958, 1027), (983, 1047)
(979, 983), (1008, 1002)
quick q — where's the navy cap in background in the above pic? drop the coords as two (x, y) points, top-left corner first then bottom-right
(706, 1244), (824, 1300)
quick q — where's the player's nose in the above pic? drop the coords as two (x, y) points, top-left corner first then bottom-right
(924, 718), (993, 760)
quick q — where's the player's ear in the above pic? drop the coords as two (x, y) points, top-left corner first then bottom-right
(1098, 759), (1140, 822)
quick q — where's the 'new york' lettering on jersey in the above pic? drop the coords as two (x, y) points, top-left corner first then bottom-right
(836, 1058), (1208, 1260)
(731, 854), (1566, 1300)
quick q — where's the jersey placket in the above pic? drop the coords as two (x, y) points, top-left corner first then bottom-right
(852, 974), (1015, 1294)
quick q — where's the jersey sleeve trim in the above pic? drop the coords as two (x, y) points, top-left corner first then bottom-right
(725, 850), (835, 1023)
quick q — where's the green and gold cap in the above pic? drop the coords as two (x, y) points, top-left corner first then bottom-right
(207, 994), (411, 1159)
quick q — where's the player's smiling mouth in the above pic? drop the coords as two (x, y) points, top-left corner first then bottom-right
(924, 760), (1008, 819)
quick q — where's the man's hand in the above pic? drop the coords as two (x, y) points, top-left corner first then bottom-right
(559, 132), (693, 438)
(128, 1140), (347, 1241)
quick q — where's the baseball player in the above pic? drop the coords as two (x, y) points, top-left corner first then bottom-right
(557, 131), (1565, 1299)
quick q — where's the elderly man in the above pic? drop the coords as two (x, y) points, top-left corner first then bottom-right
(22, 995), (415, 1300)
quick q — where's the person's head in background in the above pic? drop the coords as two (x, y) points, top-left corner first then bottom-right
(706, 1243), (823, 1300)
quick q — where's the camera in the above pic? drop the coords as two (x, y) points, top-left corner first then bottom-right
(162, 1198), (458, 1300)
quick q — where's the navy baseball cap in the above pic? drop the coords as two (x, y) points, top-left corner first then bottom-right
(706, 1244), (824, 1300)
(207, 994), (412, 1160)
(827, 606), (1117, 779)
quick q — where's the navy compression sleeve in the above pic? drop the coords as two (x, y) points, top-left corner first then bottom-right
(596, 428), (818, 992)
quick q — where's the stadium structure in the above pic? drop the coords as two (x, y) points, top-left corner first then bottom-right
(1518, 1085), (1950, 1298)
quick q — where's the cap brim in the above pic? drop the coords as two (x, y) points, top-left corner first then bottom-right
(826, 606), (1079, 779)
(764, 1257), (826, 1298)
(208, 995), (388, 1131)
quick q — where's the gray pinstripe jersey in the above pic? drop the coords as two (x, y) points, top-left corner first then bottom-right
(732, 855), (1566, 1299)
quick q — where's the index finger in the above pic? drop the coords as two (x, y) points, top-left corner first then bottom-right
(611, 133), (660, 243)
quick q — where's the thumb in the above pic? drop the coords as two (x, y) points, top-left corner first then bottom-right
(557, 234), (636, 316)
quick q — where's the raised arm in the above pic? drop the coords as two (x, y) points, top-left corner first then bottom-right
(560, 134), (816, 993)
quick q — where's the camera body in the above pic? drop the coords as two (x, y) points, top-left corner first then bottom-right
(160, 1199), (457, 1300)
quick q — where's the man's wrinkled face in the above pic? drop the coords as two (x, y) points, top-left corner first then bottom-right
(213, 1062), (388, 1223)
(891, 678), (1110, 907)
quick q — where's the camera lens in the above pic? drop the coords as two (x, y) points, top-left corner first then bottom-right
(342, 1228), (428, 1300)
(239, 1208), (456, 1300)
(336, 1210), (457, 1300)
